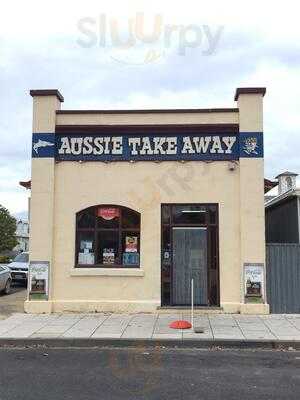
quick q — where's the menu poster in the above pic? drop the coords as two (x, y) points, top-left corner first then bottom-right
(28, 261), (49, 300)
(125, 236), (138, 253)
(79, 240), (94, 264)
(244, 263), (264, 298)
(78, 252), (95, 265)
(103, 248), (115, 264)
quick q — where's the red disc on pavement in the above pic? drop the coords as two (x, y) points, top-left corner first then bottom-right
(169, 320), (192, 329)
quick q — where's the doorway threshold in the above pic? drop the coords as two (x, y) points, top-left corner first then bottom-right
(157, 306), (223, 314)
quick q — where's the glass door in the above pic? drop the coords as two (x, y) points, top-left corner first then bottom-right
(161, 204), (219, 307)
(172, 227), (208, 306)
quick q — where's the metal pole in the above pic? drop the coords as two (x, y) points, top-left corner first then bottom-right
(191, 278), (194, 329)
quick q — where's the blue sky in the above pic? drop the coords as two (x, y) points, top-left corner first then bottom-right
(0, 0), (300, 215)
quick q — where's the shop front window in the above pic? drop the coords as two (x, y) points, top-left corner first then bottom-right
(76, 206), (140, 268)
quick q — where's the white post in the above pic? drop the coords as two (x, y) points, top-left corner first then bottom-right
(191, 278), (194, 328)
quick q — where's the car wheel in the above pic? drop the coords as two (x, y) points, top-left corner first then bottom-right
(4, 279), (11, 295)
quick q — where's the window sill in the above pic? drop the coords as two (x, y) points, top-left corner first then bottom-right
(70, 268), (144, 277)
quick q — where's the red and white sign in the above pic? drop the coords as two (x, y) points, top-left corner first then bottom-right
(97, 207), (119, 220)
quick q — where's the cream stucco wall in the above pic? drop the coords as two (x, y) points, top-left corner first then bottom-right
(56, 110), (238, 126)
(237, 92), (267, 314)
(25, 89), (268, 314)
(49, 161), (240, 312)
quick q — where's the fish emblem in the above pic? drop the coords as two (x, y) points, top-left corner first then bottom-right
(33, 139), (54, 154)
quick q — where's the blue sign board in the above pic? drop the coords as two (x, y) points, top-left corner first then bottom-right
(32, 132), (263, 161)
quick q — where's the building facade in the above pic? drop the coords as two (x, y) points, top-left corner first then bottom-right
(265, 172), (300, 243)
(25, 87), (269, 314)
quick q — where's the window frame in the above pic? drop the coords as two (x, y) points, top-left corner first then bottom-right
(75, 205), (140, 269)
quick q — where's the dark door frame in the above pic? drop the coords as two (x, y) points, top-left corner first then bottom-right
(161, 203), (220, 307)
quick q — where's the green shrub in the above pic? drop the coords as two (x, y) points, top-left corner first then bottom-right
(0, 255), (10, 264)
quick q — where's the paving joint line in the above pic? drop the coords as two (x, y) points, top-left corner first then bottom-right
(120, 314), (138, 339)
(55, 315), (92, 339)
(0, 324), (24, 337)
(207, 315), (214, 340)
(258, 315), (278, 339)
(91, 313), (130, 338)
(63, 313), (111, 338)
(150, 313), (160, 339)
(0, 313), (34, 336)
(264, 318), (296, 339)
(233, 316), (246, 340)
(26, 318), (63, 338)
(0, 313), (46, 338)
(88, 314), (112, 338)
(32, 314), (86, 338)
(283, 315), (300, 333)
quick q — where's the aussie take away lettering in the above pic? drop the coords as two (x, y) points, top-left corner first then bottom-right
(32, 132), (263, 160)
(58, 135), (237, 156)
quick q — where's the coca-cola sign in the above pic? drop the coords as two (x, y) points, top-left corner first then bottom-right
(97, 207), (119, 220)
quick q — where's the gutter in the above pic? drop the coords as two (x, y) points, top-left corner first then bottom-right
(265, 189), (300, 208)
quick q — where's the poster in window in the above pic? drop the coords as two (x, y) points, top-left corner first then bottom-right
(163, 250), (171, 266)
(78, 252), (95, 265)
(79, 240), (94, 264)
(244, 263), (264, 298)
(28, 261), (49, 300)
(103, 248), (115, 264)
(123, 252), (139, 265)
(125, 236), (138, 253)
(97, 207), (119, 220)
(80, 240), (93, 250)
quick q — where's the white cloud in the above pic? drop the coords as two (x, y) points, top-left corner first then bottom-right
(1, 0), (300, 213)
(1, 1), (300, 39)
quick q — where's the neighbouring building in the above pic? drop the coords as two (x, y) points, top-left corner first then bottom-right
(265, 171), (300, 243)
(265, 172), (300, 314)
(1, 218), (29, 258)
(14, 219), (29, 253)
(25, 87), (269, 314)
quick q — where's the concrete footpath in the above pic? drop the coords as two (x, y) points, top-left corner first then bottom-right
(1, 312), (300, 349)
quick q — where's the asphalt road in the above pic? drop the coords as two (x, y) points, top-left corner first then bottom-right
(0, 348), (299, 400)
(0, 283), (26, 318)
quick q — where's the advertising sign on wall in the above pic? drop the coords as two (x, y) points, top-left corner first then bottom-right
(32, 132), (264, 161)
(97, 207), (120, 220)
(28, 261), (49, 300)
(244, 263), (265, 299)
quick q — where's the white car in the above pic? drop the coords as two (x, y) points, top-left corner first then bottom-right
(0, 265), (12, 294)
(7, 252), (29, 286)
